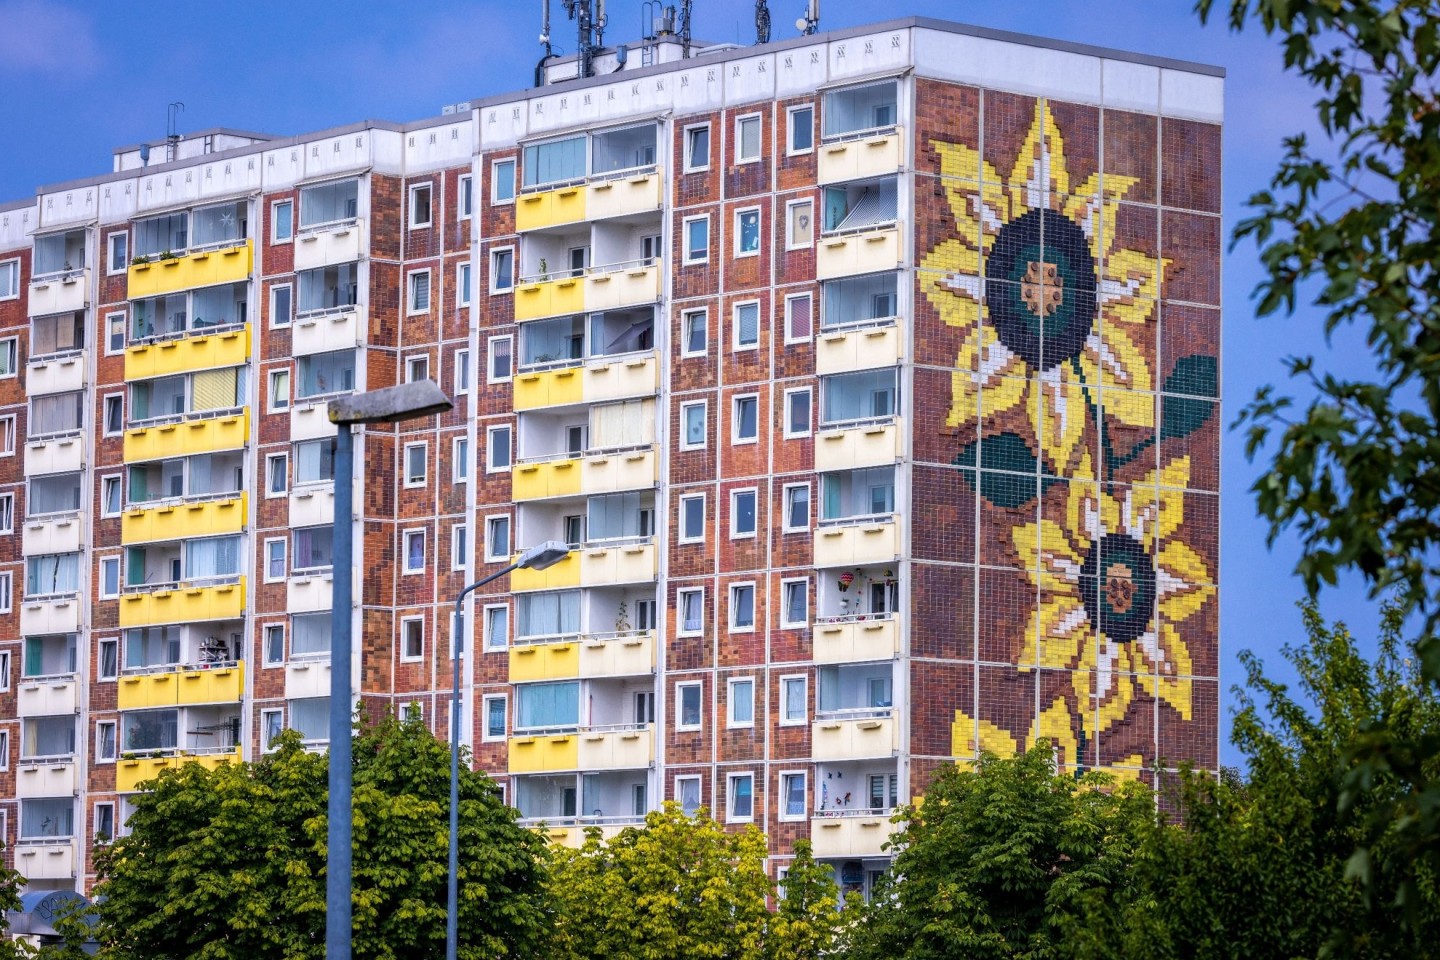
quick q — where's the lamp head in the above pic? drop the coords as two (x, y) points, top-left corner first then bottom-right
(516, 540), (571, 571)
(328, 380), (453, 426)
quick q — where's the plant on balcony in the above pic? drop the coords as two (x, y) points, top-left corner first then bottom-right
(158, 250), (179, 261)
(129, 254), (151, 265)
(538, 257), (550, 281)
(615, 600), (631, 633)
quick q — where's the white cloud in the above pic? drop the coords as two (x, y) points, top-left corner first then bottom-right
(0, 0), (98, 75)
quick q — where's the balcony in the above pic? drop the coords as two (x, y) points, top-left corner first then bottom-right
(16, 759), (77, 800)
(292, 308), (363, 357)
(816, 416), (902, 471)
(27, 312), (86, 394)
(579, 538), (657, 587)
(15, 839), (77, 881)
(510, 629), (655, 682)
(24, 435), (84, 477)
(122, 493), (246, 545)
(19, 598), (80, 637)
(516, 168), (661, 233)
(289, 482), (335, 528)
(813, 615), (900, 664)
(533, 817), (646, 848)
(818, 128), (905, 185)
(811, 809), (898, 858)
(513, 275), (586, 322)
(126, 323), (251, 381)
(812, 711), (898, 761)
(513, 352), (657, 411)
(26, 269), (89, 318)
(16, 675), (78, 717)
(21, 513), (81, 557)
(285, 656), (332, 700)
(508, 723), (654, 773)
(817, 322), (901, 375)
(514, 261), (660, 322)
(127, 241), (254, 299)
(124, 408), (249, 463)
(118, 576), (246, 628)
(817, 227), (901, 281)
(115, 748), (241, 792)
(287, 572), (334, 614)
(294, 218), (366, 271)
(814, 517), (900, 567)
(513, 446), (657, 501)
(118, 661), (243, 709)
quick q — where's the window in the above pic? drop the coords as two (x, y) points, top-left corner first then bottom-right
(292, 526), (335, 571)
(408, 270), (431, 313)
(483, 694), (507, 741)
(264, 624), (284, 666)
(269, 369), (291, 412)
(272, 200), (294, 242)
(0, 339), (15, 377)
(487, 336), (512, 382)
(783, 483), (811, 531)
(733, 301), (760, 349)
(97, 639), (117, 679)
(99, 477), (121, 518)
(679, 402), (706, 450)
(453, 436), (470, 483)
(782, 580), (808, 627)
(95, 721), (118, 763)
(491, 159), (516, 203)
(450, 523), (468, 571)
(108, 232), (128, 274)
(683, 217), (709, 264)
(490, 248), (514, 292)
(297, 349), (356, 399)
(728, 677), (755, 727)
(404, 442), (428, 487)
(484, 604), (509, 651)
(785, 293), (813, 343)
(0, 416), (12, 455)
(677, 775), (702, 816)
(736, 115), (762, 162)
(106, 313), (126, 354)
(487, 424), (512, 471)
(727, 773), (755, 822)
(780, 675), (807, 725)
(265, 538), (287, 582)
(678, 494), (705, 543)
(684, 125), (711, 171)
(732, 395), (758, 444)
(682, 310), (707, 356)
(401, 617), (424, 661)
(0, 260), (16, 300)
(409, 183), (433, 228)
(729, 583), (756, 630)
(677, 588), (704, 636)
(731, 489), (757, 538)
(787, 105), (814, 154)
(780, 771), (807, 820)
(405, 354), (430, 384)
(100, 557), (120, 599)
(294, 438), (336, 484)
(735, 209), (760, 256)
(270, 283), (293, 327)
(458, 175), (474, 219)
(299, 179), (358, 228)
(0, 650), (8, 688)
(96, 393), (121, 436)
(676, 682), (702, 730)
(402, 530), (426, 574)
(485, 515), (511, 562)
(261, 709), (284, 751)
(457, 262), (472, 307)
(0, 494), (13, 533)
(787, 200), (815, 251)
(266, 453), (288, 496)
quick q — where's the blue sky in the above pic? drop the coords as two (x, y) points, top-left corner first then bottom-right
(0, 0), (1383, 765)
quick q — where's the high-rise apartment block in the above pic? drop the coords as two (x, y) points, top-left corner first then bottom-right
(0, 16), (1221, 897)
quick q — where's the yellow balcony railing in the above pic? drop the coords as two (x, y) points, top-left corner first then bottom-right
(125, 324), (251, 380)
(124, 409), (249, 463)
(512, 457), (582, 501)
(512, 354), (657, 412)
(508, 637), (581, 682)
(507, 732), (580, 773)
(116, 748), (242, 792)
(121, 494), (246, 545)
(127, 241), (253, 299)
(510, 552), (580, 592)
(507, 725), (654, 773)
(515, 184), (587, 232)
(513, 276), (586, 322)
(118, 577), (246, 628)
(118, 661), (244, 709)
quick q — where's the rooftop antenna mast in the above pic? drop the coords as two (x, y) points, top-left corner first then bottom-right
(166, 101), (185, 163)
(678, 0), (693, 57)
(562, 0), (602, 80)
(536, 0), (555, 86)
(755, 0), (771, 43)
(795, 0), (818, 35)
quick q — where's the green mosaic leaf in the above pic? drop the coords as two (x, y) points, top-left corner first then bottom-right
(1161, 355), (1218, 440)
(954, 432), (1060, 508)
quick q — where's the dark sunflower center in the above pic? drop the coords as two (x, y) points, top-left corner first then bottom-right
(1079, 533), (1156, 644)
(984, 208), (1097, 372)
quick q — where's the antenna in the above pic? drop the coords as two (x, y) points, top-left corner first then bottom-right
(562, 0), (598, 80)
(166, 101), (185, 163)
(536, 0), (555, 87)
(678, 0), (693, 56)
(796, 0), (818, 35)
(755, 0), (771, 43)
(596, 0), (608, 48)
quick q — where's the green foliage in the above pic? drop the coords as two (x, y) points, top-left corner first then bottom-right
(768, 839), (854, 960)
(547, 802), (776, 960)
(93, 714), (550, 960)
(847, 746), (1152, 960)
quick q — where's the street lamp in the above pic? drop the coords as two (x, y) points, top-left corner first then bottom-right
(327, 380), (453, 960)
(446, 539), (570, 960)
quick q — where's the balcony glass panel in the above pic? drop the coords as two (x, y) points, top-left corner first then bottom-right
(190, 202), (246, 248)
(823, 179), (898, 232)
(122, 708), (179, 752)
(588, 308), (654, 357)
(30, 311), (84, 358)
(516, 680), (580, 731)
(515, 775), (578, 820)
(587, 492), (652, 541)
(134, 214), (188, 258)
(822, 370), (897, 424)
(291, 611), (332, 658)
(20, 798), (74, 839)
(821, 467), (895, 521)
(822, 273), (898, 328)
(297, 262), (359, 313)
(822, 81), (899, 138)
(294, 439), (336, 484)
(25, 555), (80, 598)
(33, 231), (85, 276)
(517, 591), (581, 640)
(589, 398), (655, 451)
(127, 452), (244, 505)
(22, 717), (75, 760)
(184, 536), (242, 580)
(24, 634), (77, 677)
(520, 315), (585, 367)
(124, 626), (182, 669)
(289, 697), (330, 741)
(817, 663), (894, 716)
(523, 135), (586, 188)
(28, 473), (81, 517)
(299, 181), (358, 228)
(591, 124), (658, 176)
(297, 349), (356, 399)
(29, 391), (83, 437)
(293, 526), (334, 572)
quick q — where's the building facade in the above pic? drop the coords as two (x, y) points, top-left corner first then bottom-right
(0, 16), (1221, 896)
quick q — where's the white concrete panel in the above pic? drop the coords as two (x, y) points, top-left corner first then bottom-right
(913, 29), (1103, 105)
(827, 29), (912, 84)
(37, 186), (98, 229)
(290, 401), (336, 442)
(22, 514), (82, 557)
(774, 46), (831, 99)
(1102, 59), (1161, 114)
(722, 53), (777, 106)
(289, 484), (336, 528)
(19, 598), (80, 637)
(192, 155), (263, 204)
(404, 122), (473, 172)
(285, 658), (332, 699)
(300, 132), (373, 181)
(1161, 68), (1225, 122)
(135, 166), (203, 213)
(25, 355), (85, 396)
(97, 180), (138, 227)
(262, 144), (307, 191)
(672, 64), (724, 115)
(287, 575), (334, 614)
(0, 203), (37, 252)
(479, 101), (530, 151)
(372, 129), (404, 173)
(25, 436), (85, 476)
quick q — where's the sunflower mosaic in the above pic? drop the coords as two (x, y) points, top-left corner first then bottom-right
(925, 99), (1218, 773)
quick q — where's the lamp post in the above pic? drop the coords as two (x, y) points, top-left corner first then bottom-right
(446, 539), (570, 960)
(327, 381), (453, 960)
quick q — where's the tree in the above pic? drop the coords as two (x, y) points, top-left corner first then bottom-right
(1197, 0), (1440, 924)
(548, 802), (773, 960)
(93, 715), (551, 960)
(846, 746), (1152, 960)
(767, 839), (851, 960)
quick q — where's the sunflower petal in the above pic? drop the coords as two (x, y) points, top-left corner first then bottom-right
(951, 707), (1022, 763)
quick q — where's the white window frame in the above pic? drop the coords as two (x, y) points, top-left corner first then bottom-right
(458, 174), (474, 220)
(784, 292), (814, 344)
(727, 676), (756, 728)
(0, 650), (9, 688)
(453, 435), (470, 484)
(264, 537), (288, 583)
(786, 104), (815, 155)
(271, 199), (294, 244)
(482, 694), (508, 741)
(778, 769), (808, 821)
(731, 394), (759, 445)
(457, 261), (472, 308)
(779, 675), (808, 726)
(96, 639), (116, 680)
(99, 557), (121, 600)
(486, 424), (512, 472)
(735, 113), (763, 164)
(450, 522), (469, 571)
(0, 338), (16, 379)
(405, 353), (430, 384)
(260, 709), (284, 752)
(484, 514), (511, 563)
(727, 772), (756, 823)
(407, 268), (432, 314)
(483, 603), (509, 651)
(0, 259), (18, 301)
(675, 681), (703, 731)
(263, 623), (285, 667)
(106, 312), (127, 355)
(734, 207), (761, 258)
(400, 615), (425, 662)
(732, 300), (761, 351)
(675, 774), (703, 816)
(269, 369), (291, 413)
(402, 528), (426, 575)
(265, 452), (288, 498)
(681, 309), (707, 357)
(682, 216), (709, 265)
(782, 482), (811, 532)
(101, 393), (123, 437)
(0, 416), (13, 456)
(95, 721), (118, 764)
(730, 488), (758, 539)
(408, 182), (434, 229)
(270, 283), (293, 328)
(107, 232), (129, 275)
(490, 158), (516, 205)
(0, 494), (12, 534)
(679, 401), (707, 451)
(783, 387), (812, 438)
(786, 198), (814, 251)
(678, 493), (705, 544)
(456, 347), (473, 394)
(487, 335), (512, 383)
(729, 581), (757, 632)
(403, 441), (428, 488)
(94, 801), (117, 843)
(677, 587), (704, 638)
(780, 579), (809, 628)
(489, 246), (515, 293)
(683, 124), (711, 172)
(99, 476), (122, 519)
(398, 701), (425, 724)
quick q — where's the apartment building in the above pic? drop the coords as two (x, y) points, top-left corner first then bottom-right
(0, 16), (1222, 898)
